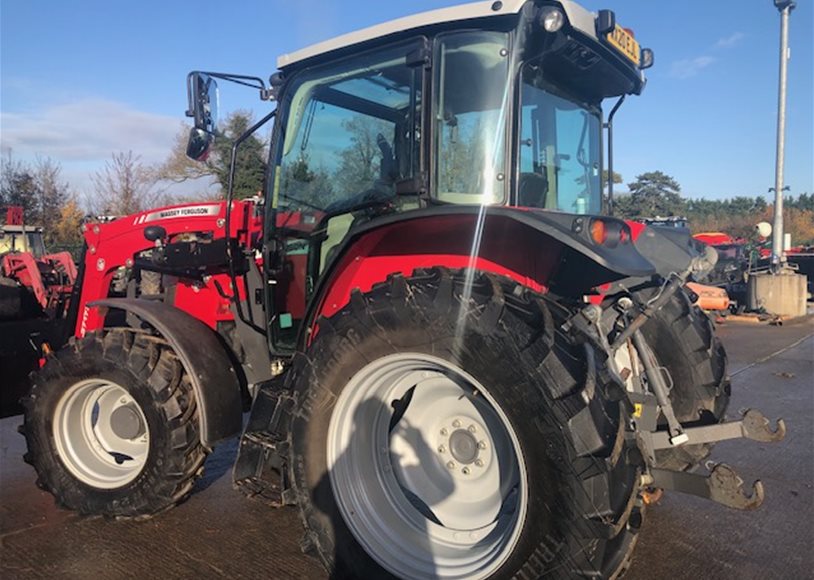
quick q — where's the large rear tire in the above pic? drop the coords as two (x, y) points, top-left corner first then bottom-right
(639, 288), (731, 471)
(22, 328), (208, 517)
(288, 269), (643, 579)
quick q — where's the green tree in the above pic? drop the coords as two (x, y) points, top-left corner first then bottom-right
(0, 150), (40, 223)
(155, 111), (268, 199)
(279, 154), (334, 208)
(626, 171), (685, 217)
(211, 111), (267, 199)
(602, 170), (623, 190)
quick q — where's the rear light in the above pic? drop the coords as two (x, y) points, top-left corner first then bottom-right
(590, 219), (607, 245)
(619, 227), (630, 244)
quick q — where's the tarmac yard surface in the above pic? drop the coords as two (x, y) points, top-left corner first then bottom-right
(1, 317), (812, 579)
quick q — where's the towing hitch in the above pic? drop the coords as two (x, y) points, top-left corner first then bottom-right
(641, 409), (785, 510)
(649, 463), (765, 510)
(642, 409), (786, 451)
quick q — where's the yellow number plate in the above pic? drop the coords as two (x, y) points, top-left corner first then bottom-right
(607, 25), (640, 67)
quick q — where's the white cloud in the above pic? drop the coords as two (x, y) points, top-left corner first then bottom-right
(669, 56), (716, 79)
(0, 99), (181, 164)
(0, 98), (200, 196)
(715, 32), (745, 49)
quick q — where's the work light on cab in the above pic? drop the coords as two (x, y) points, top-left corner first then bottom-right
(540, 6), (564, 32)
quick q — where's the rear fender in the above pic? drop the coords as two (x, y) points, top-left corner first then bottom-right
(89, 298), (243, 448)
(305, 206), (655, 335)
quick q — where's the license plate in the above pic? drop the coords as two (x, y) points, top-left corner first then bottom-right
(607, 25), (640, 66)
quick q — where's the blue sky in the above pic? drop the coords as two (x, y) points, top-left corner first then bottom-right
(2, 0), (812, 201)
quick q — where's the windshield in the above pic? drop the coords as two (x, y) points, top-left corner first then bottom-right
(518, 61), (601, 214)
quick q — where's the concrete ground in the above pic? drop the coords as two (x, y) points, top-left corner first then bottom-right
(1, 317), (812, 579)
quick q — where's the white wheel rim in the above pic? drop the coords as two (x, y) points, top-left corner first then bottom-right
(327, 353), (528, 580)
(53, 379), (150, 489)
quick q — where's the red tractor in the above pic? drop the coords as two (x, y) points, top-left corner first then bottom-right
(0, 206), (77, 320)
(22, 2), (784, 578)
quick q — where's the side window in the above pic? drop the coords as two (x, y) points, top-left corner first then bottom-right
(518, 67), (602, 214)
(275, 46), (422, 215)
(268, 43), (423, 351)
(434, 31), (511, 205)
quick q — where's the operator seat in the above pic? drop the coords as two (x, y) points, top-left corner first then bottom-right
(517, 172), (548, 208)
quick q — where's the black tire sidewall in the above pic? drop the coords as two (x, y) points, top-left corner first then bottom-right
(26, 338), (184, 516)
(289, 279), (616, 579)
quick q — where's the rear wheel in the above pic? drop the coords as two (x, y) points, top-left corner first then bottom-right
(289, 269), (642, 579)
(22, 328), (208, 517)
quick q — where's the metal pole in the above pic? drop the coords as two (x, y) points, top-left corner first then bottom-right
(771, 0), (795, 270)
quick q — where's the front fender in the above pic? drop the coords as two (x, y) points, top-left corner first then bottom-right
(630, 224), (703, 278)
(90, 298), (243, 448)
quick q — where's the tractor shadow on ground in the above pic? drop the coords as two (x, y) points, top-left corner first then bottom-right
(194, 434), (241, 493)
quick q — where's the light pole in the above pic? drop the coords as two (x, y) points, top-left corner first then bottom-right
(771, 0), (795, 271)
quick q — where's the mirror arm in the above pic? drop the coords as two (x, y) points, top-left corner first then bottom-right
(187, 71), (273, 104)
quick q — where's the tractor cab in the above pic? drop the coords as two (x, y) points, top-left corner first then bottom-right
(0, 220), (47, 258)
(186, 0), (654, 350)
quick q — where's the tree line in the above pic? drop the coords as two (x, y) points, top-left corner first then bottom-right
(613, 171), (814, 245)
(2, 114), (812, 251)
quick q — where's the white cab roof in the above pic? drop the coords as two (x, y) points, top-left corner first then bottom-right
(277, 0), (598, 69)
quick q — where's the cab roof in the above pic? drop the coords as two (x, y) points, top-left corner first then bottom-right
(276, 0), (599, 70)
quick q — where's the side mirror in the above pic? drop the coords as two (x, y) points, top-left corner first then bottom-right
(596, 9), (616, 35)
(185, 72), (219, 161)
(186, 127), (213, 161)
(144, 225), (167, 243)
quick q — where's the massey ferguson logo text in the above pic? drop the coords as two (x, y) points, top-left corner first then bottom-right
(133, 204), (221, 225)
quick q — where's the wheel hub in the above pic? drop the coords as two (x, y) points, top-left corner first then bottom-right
(434, 417), (493, 477)
(109, 404), (145, 440)
(448, 429), (478, 464)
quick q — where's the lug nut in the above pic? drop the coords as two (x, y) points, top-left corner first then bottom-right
(475, 459), (484, 467)
(462, 467), (471, 475)
(477, 441), (487, 450)
(438, 445), (446, 454)
(440, 428), (448, 436)
(446, 461), (456, 470)
(452, 419), (461, 428)
(468, 425), (477, 433)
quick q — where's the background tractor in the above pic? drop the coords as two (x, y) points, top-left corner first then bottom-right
(1, 206), (77, 415)
(0, 206), (77, 320)
(21, 2), (784, 578)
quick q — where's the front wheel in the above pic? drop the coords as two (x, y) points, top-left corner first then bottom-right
(288, 269), (642, 579)
(22, 329), (208, 517)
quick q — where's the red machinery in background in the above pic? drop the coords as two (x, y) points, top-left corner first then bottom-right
(1, 207), (77, 319)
